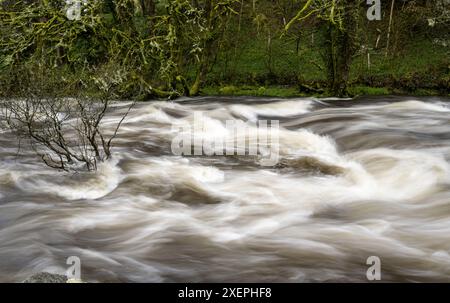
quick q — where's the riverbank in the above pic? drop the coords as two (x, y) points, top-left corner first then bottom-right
(201, 85), (449, 98)
(0, 3), (448, 100)
(1, 4), (448, 101)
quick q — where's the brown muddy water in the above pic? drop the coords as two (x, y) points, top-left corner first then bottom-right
(1, 96), (450, 282)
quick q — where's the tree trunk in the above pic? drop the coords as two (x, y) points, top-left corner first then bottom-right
(132, 0), (143, 16)
(141, 0), (155, 16)
(385, 0), (395, 57)
(323, 1), (358, 97)
(190, 0), (214, 96)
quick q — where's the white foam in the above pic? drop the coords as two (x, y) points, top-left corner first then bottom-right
(230, 100), (312, 121)
(356, 100), (450, 113)
(348, 148), (450, 200)
(16, 158), (123, 200)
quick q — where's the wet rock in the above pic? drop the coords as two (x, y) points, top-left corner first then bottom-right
(277, 156), (345, 176)
(23, 272), (68, 283)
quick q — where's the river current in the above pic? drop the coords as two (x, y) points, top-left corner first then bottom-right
(1, 95), (450, 282)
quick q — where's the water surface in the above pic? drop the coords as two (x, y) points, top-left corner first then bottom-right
(1, 95), (450, 282)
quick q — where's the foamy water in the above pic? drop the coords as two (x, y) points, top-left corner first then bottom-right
(1, 96), (450, 282)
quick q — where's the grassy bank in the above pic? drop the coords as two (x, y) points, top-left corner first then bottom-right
(201, 85), (449, 98)
(202, 28), (449, 98)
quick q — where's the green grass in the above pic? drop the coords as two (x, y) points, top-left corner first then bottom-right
(350, 38), (449, 79)
(210, 27), (326, 84)
(348, 86), (391, 96)
(201, 84), (447, 98)
(201, 85), (307, 98)
(208, 22), (449, 97)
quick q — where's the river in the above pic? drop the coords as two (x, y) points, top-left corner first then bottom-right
(1, 95), (450, 282)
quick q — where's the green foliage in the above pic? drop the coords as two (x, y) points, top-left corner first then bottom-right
(0, 0), (448, 98)
(205, 85), (305, 97)
(0, 0), (107, 68)
(0, 0), (238, 98)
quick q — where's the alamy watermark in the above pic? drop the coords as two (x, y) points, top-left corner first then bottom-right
(366, 256), (382, 281)
(64, 1), (383, 22)
(66, 256), (82, 283)
(65, 0), (88, 21)
(367, 0), (382, 21)
(62, 255), (381, 282)
(170, 112), (280, 166)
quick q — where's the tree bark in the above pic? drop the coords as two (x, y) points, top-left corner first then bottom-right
(385, 0), (395, 57)
(141, 0), (155, 16)
(190, 0), (214, 96)
(323, 0), (359, 97)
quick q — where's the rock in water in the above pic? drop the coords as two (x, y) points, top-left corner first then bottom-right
(23, 272), (68, 283)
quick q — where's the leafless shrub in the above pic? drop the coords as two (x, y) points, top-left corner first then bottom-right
(0, 83), (134, 172)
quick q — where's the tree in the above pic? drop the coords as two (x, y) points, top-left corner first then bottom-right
(148, 0), (237, 96)
(286, 0), (360, 96)
(189, 0), (239, 95)
(0, 69), (134, 172)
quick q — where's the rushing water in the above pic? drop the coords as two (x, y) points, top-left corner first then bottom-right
(1, 95), (450, 282)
